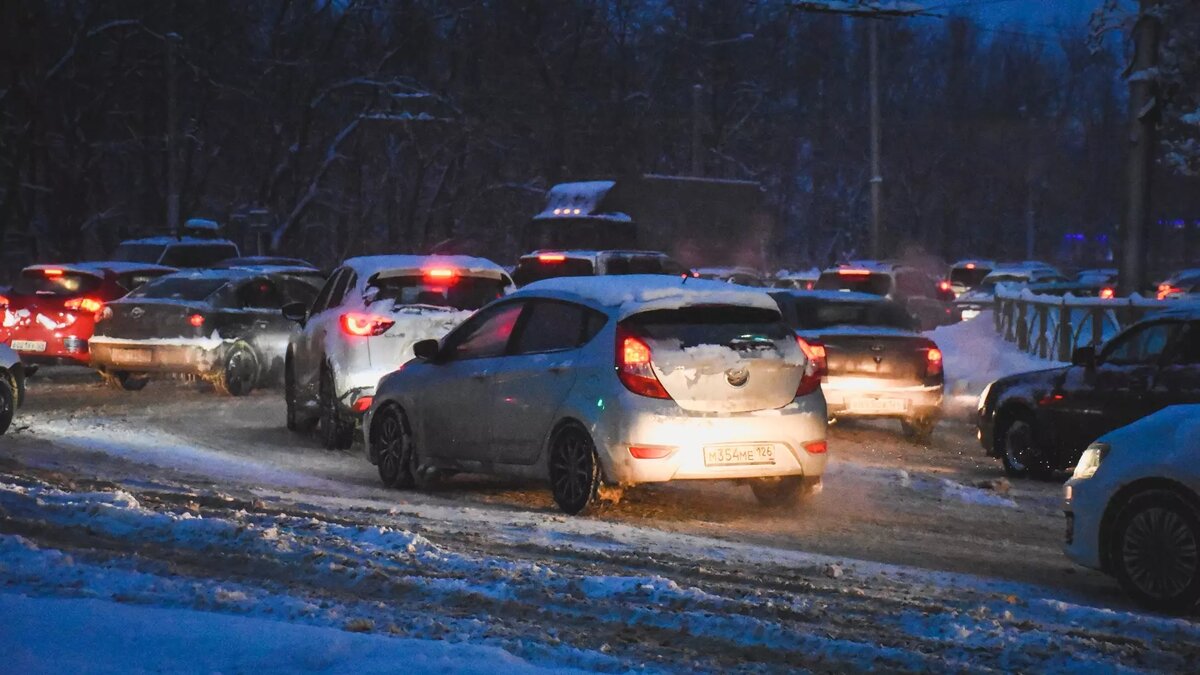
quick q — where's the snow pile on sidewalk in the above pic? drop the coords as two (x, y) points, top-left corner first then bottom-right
(925, 310), (1062, 407)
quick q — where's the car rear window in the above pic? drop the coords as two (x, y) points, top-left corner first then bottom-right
(783, 298), (913, 331)
(12, 269), (102, 296)
(110, 243), (167, 263)
(624, 306), (791, 348)
(814, 271), (893, 296)
(950, 267), (990, 287)
(160, 244), (240, 268)
(512, 258), (595, 286)
(128, 276), (231, 301)
(365, 274), (507, 311)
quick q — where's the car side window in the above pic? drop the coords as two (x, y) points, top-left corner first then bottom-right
(512, 300), (607, 355)
(1103, 322), (1182, 366)
(443, 302), (526, 361)
(309, 269), (345, 314)
(282, 277), (322, 307)
(606, 256), (632, 275)
(1164, 322), (1200, 366)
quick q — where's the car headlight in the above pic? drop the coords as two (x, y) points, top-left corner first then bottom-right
(977, 381), (994, 412)
(1072, 442), (1109, 480)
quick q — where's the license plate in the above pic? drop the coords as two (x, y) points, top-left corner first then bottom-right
(10, 340), (46, 352)
(847, 397), (909, 414)
(703, 444), (776, 467)
(111, 348), (152, 365)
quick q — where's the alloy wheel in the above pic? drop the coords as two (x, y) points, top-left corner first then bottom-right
(1121, 506), (1200, 602)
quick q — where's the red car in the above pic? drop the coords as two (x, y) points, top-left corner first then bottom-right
(1, 262), (175, 365)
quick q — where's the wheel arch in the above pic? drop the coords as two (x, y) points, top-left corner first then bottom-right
(544, 416), (610, 482)
(1098, 478), (1200, 574)
(992, 400), (1035, 457)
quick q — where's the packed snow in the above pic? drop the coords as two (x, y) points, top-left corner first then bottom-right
(924, 309), (1061, 401)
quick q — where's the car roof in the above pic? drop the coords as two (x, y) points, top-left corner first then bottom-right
(22, 263), (108, 279)
(951, 259), (996, 268)
(214, 256), (316, 268)
(78, 261), (179, 275)
(694, 266), (761, 276)
(770, 289), (889, 303)
(509, 274), (780, 318)
(343, 254), (509, 281)
(1143, 301), (1200, 321)
(519, 249), (673, 261)
(117, 236), (238, 247)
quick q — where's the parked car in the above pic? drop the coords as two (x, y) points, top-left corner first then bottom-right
(1158, 269), (1200, 301)
(0, 343), (25, 435)
(693, 266), (766, 287)
(771, 290), (943, 442)
(364, 275), (829, 514)
(512, 250), (688, 287)
(110, 236), (240, 269)
(214, 256), (317, 270)
(1063, 405), (1200, 612)
(948, 259), (996, 297)
(954, 264), (1068, 320)
(1, 262), (176, 366)
(285, 255), (513, 449)
(813, 263), (957, 330)
(978, 305), (1200, 477)
(89, 268), (323, 394)
(772, 269), (820, 291)
(1074, 268), (1118, 286)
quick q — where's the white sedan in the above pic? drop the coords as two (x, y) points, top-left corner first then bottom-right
(0, 343), (25, 434)
(364, 275), (829, 514)
(1064, 404), (1200, 612)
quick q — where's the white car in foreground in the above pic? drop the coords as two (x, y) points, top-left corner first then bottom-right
(284, 255), (512, 449)
(364, 275), (829, 514)
(0, 344), (25, 434)
(1064, 405), (1200, 612)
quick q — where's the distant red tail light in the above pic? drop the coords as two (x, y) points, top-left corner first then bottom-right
(837, 268), (871, 276)
(615, 326), (670, 399)
(925, 346), (943, 378)
(43, 268), (64, 277)
(938, 279), (952, 293)
(1099, 287), (1115, 300)
(1157, 284), (1182, 301)
(64, 297), (104, 314)
(795, 336), (827, 397)
(189, 313), (206, 327)
(340, 312), (395, 337)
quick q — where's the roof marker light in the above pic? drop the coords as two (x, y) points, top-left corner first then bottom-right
(837, 268), (872, 276)
(538, 254), (567, 263)
(424, 268), (458, 281)
(44, 268), (64, 277)
(966, 263), (976, 270)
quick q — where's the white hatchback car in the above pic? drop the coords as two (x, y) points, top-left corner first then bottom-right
(1064, 404), (1200, 612)
(283, 255), (512, 449)
(364, 275), (829, 514)
(1, 343), (25, 434)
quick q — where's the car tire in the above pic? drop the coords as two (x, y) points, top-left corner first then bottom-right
(103, 371), (149, 392)
(901, 416), (937, 444)
(0, 377), (13, 435)
(371, 405), (414, 489)
(318, 365), (353, 450)
(997, 412), (1051, 479)
(285, 356), (317, 433)
(213, 341), (259, 397)
(548, 423), (603, 516)
(750, 476), (807, 508)
(1110, 490), (1200, 613)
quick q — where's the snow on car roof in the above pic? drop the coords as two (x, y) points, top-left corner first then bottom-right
(23, 263), (108, 278)
(771, 290), (889, 303)
(951, 259), (996, 267)
(344, 255), (509, 281)
(775, 268), (821, 279)
(533, 181), (618, 220)
(119, 236), (238, 246)
(694, 266), (762, 277)
(512, 274), (779, 317)
(76, 261), (179, 274)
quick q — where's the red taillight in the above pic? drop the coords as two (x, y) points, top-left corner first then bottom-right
(340, 312), (395, 337)
(803, 440), (828, 455)
(43, 268), (64, 277)
(838, 268), (871, 276)
(615, 326), (670, 399)
(64, 297), (103, 314)
(1158, 284), (1182, 301)
(804, 281), (815, 290)
(1099, 287), (1115, 300)
(795, 336), (827, 397)
(938, 280), (952, 293)
(424, 268), (458, 282)
(538, 253), (567, 263)
(925, 346), (943, 378)
(352, 396), (374, 413)
(629, 445), (675, 459)
(189, 314), (206, 327)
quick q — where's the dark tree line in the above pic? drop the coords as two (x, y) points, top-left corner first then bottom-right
(0, 1), (1194, 273)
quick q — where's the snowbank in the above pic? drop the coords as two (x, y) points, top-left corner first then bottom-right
(924, 311), (1061, 400)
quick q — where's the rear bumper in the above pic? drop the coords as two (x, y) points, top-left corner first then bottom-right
(821, 376), (943, 419)
(89, 339), (227, 377)
(3, 335), (91, 365)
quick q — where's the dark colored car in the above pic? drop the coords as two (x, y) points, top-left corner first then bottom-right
(214, 256), (318, 270)
(813, 264), (958, 330)
(110, 236), (240, 268)
(0, 262), (176, 365)
(978, 305), (1200, 477)
(89, 269), (322, 395)
(772, 290), (944, 442)
(512, 250), (688, 287)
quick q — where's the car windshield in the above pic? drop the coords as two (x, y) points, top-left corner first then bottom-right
(160, 244), (240, 268)
(127, 276), (231, 301)
(512, 258), (595, 286)
(786, 299), (913, 331)
(625, 306), (790, 348)
(110, 243), (166, 263)
(12, 270), (102, 297)
(365, 274), (507, 311)
(814, 271), (892, 296)
(950, 267), (990, 287)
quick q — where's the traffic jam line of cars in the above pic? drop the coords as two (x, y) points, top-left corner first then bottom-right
(3, 243), (1200, 612)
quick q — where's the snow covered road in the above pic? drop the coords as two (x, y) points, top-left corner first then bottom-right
(2, 368), (1196, 671)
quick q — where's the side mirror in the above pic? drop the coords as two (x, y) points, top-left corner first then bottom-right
(1071, 345), (1096, 369)
(413, 339), (440, 362)
(281, 302), (308, 325)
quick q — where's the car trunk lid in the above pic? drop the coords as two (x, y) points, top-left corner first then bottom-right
(808, 328), (936, 381)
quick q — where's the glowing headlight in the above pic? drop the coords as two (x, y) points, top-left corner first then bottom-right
(1073, 443), (1109, 480)
(977, 381), (994, 412)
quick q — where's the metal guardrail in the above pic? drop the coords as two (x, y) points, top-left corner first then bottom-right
(993, 286), (1175, 362)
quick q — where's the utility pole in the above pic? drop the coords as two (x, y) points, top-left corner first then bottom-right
(691, 83), (704, 177)
(165, 32), (182, 237)
(1120, 2), (1161, 296)
(868, 20), (882, 259)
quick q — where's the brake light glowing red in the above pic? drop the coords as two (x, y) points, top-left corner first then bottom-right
(189, 314), (205, 327)
(43, 268), (64, 277)
(629, 445), (675, 459)
(1158, 284), (1182, 301)
(424, 268), (458, 281)
(795, 336), (827, 397)
(352, 396), (374, 413)
(538, 254), (567, 263)
(615, 327), (670, 399)
(340, 312), (395, 337)
(938, 280), (952, 292)
(838, 268), (871, 276)
(1099, 287), (1115, 300)
(64, 297), (103, 313)
(926, 347), (943, 377)
(804, 440), (828, 455)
